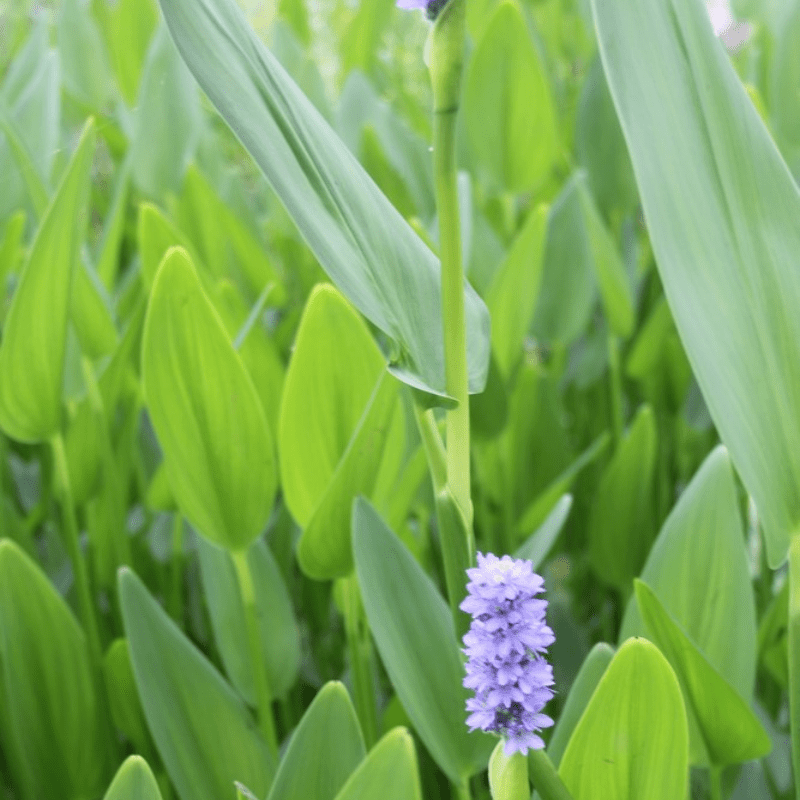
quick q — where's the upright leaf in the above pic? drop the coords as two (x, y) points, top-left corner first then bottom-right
(559, 638), (688, 800)
(103, 756), (163, 800)
(119, 568), (275, 800)
(353, 499), (493, 783)
(593, 0), (800, 565)
(0, 119), (94, 443)
(141, 247), (276, 551)
(157, 0), (490, 399)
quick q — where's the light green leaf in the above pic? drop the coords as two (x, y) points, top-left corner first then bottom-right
(107, 0), (158, 105)
(588, 405), (657, 591)
(333, 728), (422, 800)
(0, 210), (26, 287)
(0, 540), (108, 800)
(559, 638), (688, 800)
(341, 0), (392, 75)
(353, 499), (493, 783)
(119, 568), (275, 800)
(71, 257), (118, 360)
(103, 756), (163, 800)
(197, 537), (300, 702)
(0, 118), (94, 443)
(593, 0), (800, 565)
(266, 682), (365, 800)
(635, 580), (771, 766)
(620, 447), (758, 720)
(514, 494), (572, 573)
(141, 247), (276, 551)
(546, 642), (614, 767)
(57, 0), (111, 109)
(485, 205), (548, 379)
(157, 0), (490, 399)
(463, 1), (558, 192)
(137, 202), (199, 290)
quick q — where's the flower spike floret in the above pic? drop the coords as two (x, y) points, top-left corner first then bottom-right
(460, 552), (555, 756)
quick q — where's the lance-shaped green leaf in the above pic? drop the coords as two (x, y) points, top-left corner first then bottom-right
(353, 499), (493, 783)
(333, 728), (422, 800)
(103, 756), (163, 800)
(119, 568), (275, 800)
(620, 447), (758, 729)
(0, 118), (94, 443)
(157, 0), (490, 400)
(141, 247), (276, 550)
(197, 537), (300, 702)
(588, 405), (657, 591)
(0, 540), (108, 800)
(514, 494), (572, 571)
(635, 581), (771, 766)
(559, 638), (688, 800)
(593, 0), (800, 566)
(463, 1), (558, 193)
(266, 682), (364, 800)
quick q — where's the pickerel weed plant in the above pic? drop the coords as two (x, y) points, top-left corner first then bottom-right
(0, 0), (797, 798)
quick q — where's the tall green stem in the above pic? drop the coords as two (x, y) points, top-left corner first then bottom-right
(231, 548), (279, 757)
(341, 574), (378, 748)
(527, 749), (574, 800)
(789, 534), (800, 800)
(50, 432), (103, 667)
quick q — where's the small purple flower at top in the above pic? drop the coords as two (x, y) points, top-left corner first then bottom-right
(396, 0), (450, 21)
(460, 552), (555, 756)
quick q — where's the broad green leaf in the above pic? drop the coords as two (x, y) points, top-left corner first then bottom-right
(278, 0), (310, 44)
(71, 257), (118, 360)
(103, 639), (153, 758)
(489, 743), (528, 800)
(532, 176), (596, 344)
(333, 728), (422, 800)
(0, 118), (94, 443)
(57, 0), (111, 109)
(137, 202), (200, 290)
(578, 183), (634, 339)
(485, 205), (548, 379)
(620, 447), (758, 714)
(588, 405), (657, 591)
(0, 540), (108, 800)
(108, 0), (159, 105)
(353, 499), (493, 783)
(279, 284), (402, 535)
(341, 0), (392, 75)
(463, 1), (558, 192)
(131, 24), (202, 198)
(141, 247), (276, 551)
(546, 642), (614, 767)
(298, 370), (401, 579)
(0, 112), (49, 217)
(514, 494), (572, 571)
(157, 0), (490, 400)
(119, 568), (275, 800)
(103, 756), (163, 800)
(770, 2), (800, 175)
(635, 580), (771, 765)
(593, 0), (800, 566)
(0, 210), (25, 288)
(96, 154), (132, 288)
(197, 537), (300, 702)
(559, 638), (688, 800)
(266, 682), (365, 800)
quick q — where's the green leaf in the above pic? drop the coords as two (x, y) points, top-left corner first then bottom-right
(137, 202), (199, 290)
(266, 682), (365, 800)
(489, 743), (528, 800)
(0, 539), (108, 800)
(103, 756), (163, 800)
(0, 210), (26, 287)
(197, 537), (300, 702)
(141, 247), (277, 550)
(514, 494), (572, 573)
(546, 642), (614, 767)
(96, 154), (132, 289)
(107, 0), (158, 105)
(57, 0), (111, 109)
(588, 405), (657, 591)
(0, 118), (94, 444)
(119, 568), (275, 800)
(634, 580), (771, 766)
(620, 447), (758, 722)
(485, 204), (548, 379)
(157, 0), (490, 400)
(341, 0), (392, 75)
(353, 499), (493, 783)
(559, 638), (688, 800)
(593, 0), (800, 566)
(463, 1), (558, 192)
(333, 728), (422, 800)
(71, 257), (118, 360)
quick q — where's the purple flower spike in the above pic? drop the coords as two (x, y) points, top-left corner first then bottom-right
(395, 0), (450, 20)
(460, 552), (555, 756)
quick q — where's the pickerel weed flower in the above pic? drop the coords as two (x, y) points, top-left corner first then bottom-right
(460, 552), (555, 756)
(396, 0), (450, 21)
